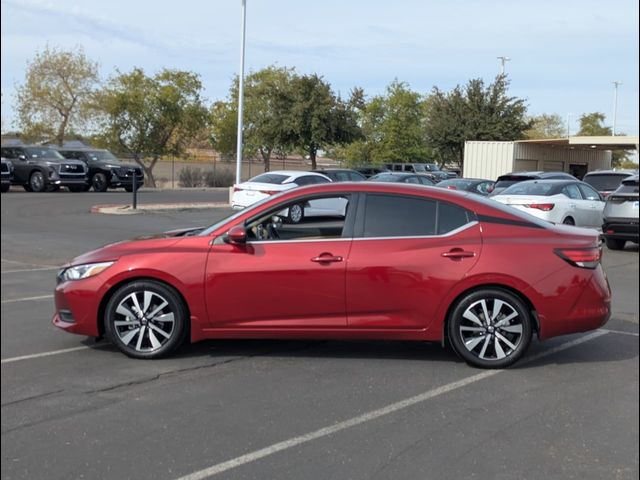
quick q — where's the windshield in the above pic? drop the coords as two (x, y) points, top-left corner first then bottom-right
(248, 173), (288, 184)
(24, 147), (65, 160)
(583, 174), (630, 191)
(500, 182), (556, 196)
(87, 150), (119, 161)
(438, 179), (473, 189)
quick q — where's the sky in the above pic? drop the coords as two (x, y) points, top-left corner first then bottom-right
(1, 0), (639, 137)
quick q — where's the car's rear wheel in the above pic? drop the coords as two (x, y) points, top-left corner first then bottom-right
(448, 289), (532, 369)
(604, 237), (626, 250)
(287, 203), (304, 224)
(92, 172), (109, 192)
(562, 217), (575, 225)
(104, 280), (188, 359)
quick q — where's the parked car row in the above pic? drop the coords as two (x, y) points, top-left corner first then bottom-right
(0, 144), (144, 193)
(230, 167), (638, 248)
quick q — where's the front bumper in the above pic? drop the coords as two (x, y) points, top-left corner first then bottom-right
(52, 277), (103, 337)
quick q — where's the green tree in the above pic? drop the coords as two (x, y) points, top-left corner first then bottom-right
(424, 75), (531, 169)
(288, 74), (361, 169)
(339, 81), (430, 166)
(210, 66), (296, 171)
(96, 68), (209, 187)
(15, 46), (99, 145)
(524, 113), (566, 139)
(576, 112), (631, 167)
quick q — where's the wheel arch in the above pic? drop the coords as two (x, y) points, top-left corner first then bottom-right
(441, 283), (539, 347)
(96, 276), (191, 339)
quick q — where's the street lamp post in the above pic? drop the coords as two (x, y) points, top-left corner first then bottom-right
(497, 56), (511, 75)
(612, 81), (622, 136)
(235, 0), (247, 185)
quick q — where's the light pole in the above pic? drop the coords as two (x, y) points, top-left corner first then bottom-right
(235, 0), (247, 185)
(497, 56), (511, 75)
(612, 81), (622, 136)
(566, 113), (572, 138)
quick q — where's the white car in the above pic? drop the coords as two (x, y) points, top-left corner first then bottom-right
(491, 179), (605, 228)
(231, 170), (347, 223)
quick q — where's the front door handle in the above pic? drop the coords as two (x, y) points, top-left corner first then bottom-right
(441, 249), (475, 259)
(311, 253), (343, 263)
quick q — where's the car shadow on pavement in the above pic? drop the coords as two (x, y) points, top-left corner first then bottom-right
(78, 331), (638, 369)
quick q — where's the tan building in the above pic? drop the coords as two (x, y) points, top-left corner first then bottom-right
(463, 136), (639, 180)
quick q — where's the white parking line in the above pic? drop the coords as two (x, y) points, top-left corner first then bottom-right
(1, 346), (95, 364)
(2, 266), (59, 274)
(173, 330), (608, 480)
(1, 295), (54, 304)
(602, 328), (640, 337)
(1, 258), (57, 268)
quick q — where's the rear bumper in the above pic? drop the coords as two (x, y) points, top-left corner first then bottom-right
(532, 265), (611, 340)
(602, 220), (639, 241)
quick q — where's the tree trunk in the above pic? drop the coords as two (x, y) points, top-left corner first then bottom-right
(309, 147), (317, 170)
(56, 113), (69, 147)
(134, 154), (158, 188)
(260, 147), (272, 172)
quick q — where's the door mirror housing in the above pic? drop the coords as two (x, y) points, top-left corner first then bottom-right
(224, 225), (247, 245)
(17, 154), (27, 161)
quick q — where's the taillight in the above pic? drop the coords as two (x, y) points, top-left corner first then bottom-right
(486, 185), (495, 193)
(259, 190), (279, 195)
(232, 186), (242, 193)
(554, 247), (602, 269)
(446, 185), (457, 190)
(525, 203), (555, 211)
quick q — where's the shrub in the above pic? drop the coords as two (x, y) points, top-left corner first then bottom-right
(178, 166), (204, 187)
(203, 169), (235, 187)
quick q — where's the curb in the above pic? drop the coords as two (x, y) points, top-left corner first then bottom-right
(91, 202), (230, 215)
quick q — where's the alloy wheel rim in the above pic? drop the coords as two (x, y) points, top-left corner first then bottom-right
(31, 173), (43, 191)
(113, 291), (175, 353)
(290, 205), (303, 223)
(459, 298), (523, 361)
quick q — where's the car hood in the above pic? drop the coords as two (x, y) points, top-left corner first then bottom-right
(66, 227), (204, 266)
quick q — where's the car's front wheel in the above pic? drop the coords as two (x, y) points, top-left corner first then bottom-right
(29, 171), (47, 193)
(104, 280), (188, 359)
(92, 172), (109, 192)
(448, 289), (532, 369)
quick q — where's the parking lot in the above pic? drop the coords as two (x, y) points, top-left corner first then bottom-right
(1, 189), (638, 480)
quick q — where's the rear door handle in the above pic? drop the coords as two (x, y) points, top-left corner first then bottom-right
(311, 253), (343, 263)
(442, 249), (475, 259)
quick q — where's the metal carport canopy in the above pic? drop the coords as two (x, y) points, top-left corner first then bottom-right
(516, 135), (639, 151)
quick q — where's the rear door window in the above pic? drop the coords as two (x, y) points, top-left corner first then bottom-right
(578, 184), (602, 201)
(562, 184), (582, 200)
(363, 194), (436, 237)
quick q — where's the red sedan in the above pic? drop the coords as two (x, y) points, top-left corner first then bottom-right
(53, 183), (611, 368)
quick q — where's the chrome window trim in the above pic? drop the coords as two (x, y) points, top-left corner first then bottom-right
(243, 221), (478, 245)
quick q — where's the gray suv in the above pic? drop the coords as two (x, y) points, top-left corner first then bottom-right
(602, 175), (639, 250)
(583, 170), (636, 198)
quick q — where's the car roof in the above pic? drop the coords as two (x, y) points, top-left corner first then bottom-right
(583, 170), (636, 176)
(250, 170), (331, 181)
(53, 147), (109, 152)
(371, 172), (424, 177)
(439, 178), (492, 182)
(311, 168), (360, 173)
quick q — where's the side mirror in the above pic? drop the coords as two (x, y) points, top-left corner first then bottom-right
(224, 225), (247, 245)
(271, 215), (283, 229)
(18, 155), (27, 161)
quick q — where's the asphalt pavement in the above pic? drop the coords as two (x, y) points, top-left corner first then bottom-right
(1, 189), (638, 480)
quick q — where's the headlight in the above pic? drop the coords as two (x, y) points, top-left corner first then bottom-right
(58, 262), (115, 282)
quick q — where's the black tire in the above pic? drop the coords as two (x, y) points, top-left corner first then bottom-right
(287, 203), (305, 224)
(67, 185), (87, 193)
(91, 172), (109, 192)
(562, 217), (575, 225)
(1, 184), (9, 193)
(29, 171), (47, 193)
(104, 280), (188, 359)
(604, 237), (626, 250)
(448, 288), (533, 369)
(22, 184), (33, 192)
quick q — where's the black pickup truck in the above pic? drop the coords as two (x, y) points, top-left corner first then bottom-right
(0, 146), (88, 192)
(55, 147), (144, 192)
